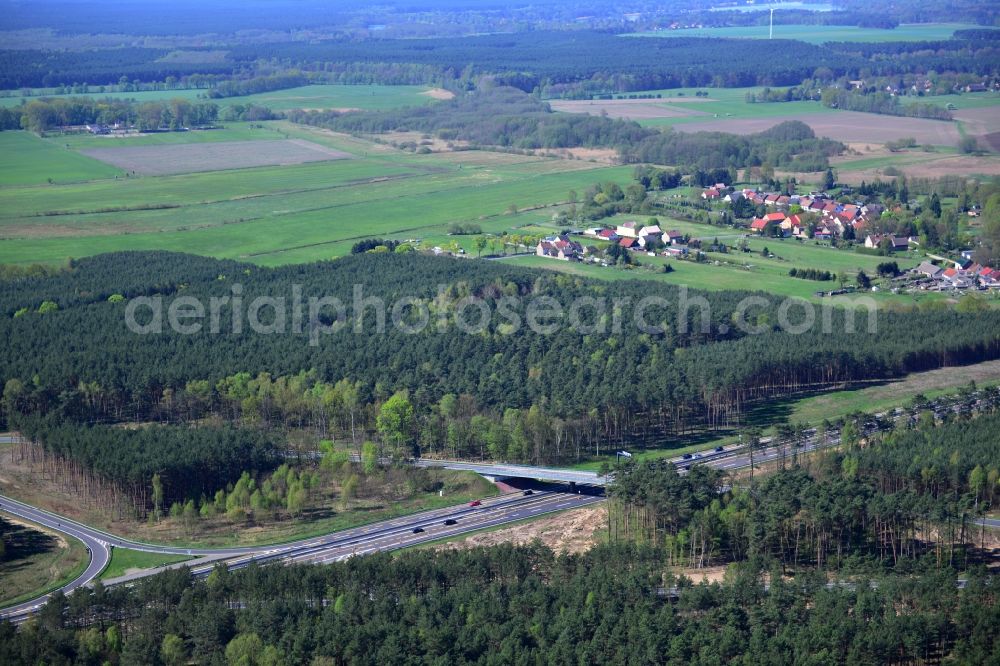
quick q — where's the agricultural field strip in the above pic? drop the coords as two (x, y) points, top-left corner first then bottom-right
(0, 161), (619, 239)
(0, 151), (597, 218)
(0, 165), (633, 263)
(78, 139), (353, 176)
(0, 84), (440, 111)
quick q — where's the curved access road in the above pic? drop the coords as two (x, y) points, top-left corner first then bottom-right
(0, 488), (600, 622)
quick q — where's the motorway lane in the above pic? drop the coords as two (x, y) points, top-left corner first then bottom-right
(287, 492), (603, 565)
(0, 489), (594, 620)
(0, 511), (111, 620)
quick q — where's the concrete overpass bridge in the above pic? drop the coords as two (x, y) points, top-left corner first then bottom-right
(413, 458), (608, 487)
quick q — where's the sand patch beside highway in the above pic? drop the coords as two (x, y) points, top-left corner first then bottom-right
(436, 503), (606, 554)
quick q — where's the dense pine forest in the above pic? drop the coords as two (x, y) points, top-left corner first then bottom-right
(1, 26), (996, 92)
(3, 251), (1000, 513)
(1, 543), (997, 665)
(609, 407), (1000, 570)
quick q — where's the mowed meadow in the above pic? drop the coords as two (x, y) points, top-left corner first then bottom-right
(0, 120), (628, 266)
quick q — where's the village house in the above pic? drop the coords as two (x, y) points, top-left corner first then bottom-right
(638, 224), (662, 239)
(536, 235), (584, 261)
(864, 234), (909, 251)
(596, 228), (619, 242)
(779, 214), (801, 234)
(637, 225), (663, 248)
(915, 261), (942, 279)
(978, 267), (1000, 287)
(664, 230), (685, 245)
(751, 212), (787, 235)
(616, 221), (639, 238)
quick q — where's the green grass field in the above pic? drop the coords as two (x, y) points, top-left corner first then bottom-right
(917, 91), (1000, 111)
(626, 23), (986, 44)
(507, 250), (941, 305)
(0, 124), (626, 265)
(55, 122), (289, 149)
(0, 84), (443, 111)
(0, 131), (124, 185)
(506, 211), (921, 302)
(98, 548), (192, 580)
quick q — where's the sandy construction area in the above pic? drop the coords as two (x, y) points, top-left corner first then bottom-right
(81, 139), (352, 175)
(550, 99), (708, 120)
(421, 87), (455, 100)
(675, 111), (962, 146)
(436, 503), (606, 555)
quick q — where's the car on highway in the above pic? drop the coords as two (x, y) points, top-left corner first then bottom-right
(523, 489), (534, 496)
(469, 500), (482, 507)
(682, 453), (692, 460)
(714, 446), (724, 452)
(444, 519), (457, 526)
(412, 527), (425, 533)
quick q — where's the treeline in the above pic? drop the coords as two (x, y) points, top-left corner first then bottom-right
(11, 417), (279, 514)
(788, 267), (835, 281)
(611, 407), (1000, 570)
(5, 96), (221, 133)
(207, 72), (309, 99)
(0, 47), (234, 90)
(820, 88), (953, 120)
(1, 95), (283, 133)
(5, 252), (1000, 466)
(824, 37), (1000, 79)
(744, 85), (815, 104)
(2, 27), (996, 93)
(288, 86), (656, 151)
(291, 88), (844, 171)
(626, 121), (844, 172)
(2, 544), (997, 665)
(230, 32), (862, 93)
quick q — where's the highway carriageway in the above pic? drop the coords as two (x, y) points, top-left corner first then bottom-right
(0, 487), (601, 623)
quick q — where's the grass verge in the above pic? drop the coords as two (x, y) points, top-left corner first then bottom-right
(0, 517), (89, 609)
(98, 548), (192, 580)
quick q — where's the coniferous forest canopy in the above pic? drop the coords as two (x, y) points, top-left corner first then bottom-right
(1, 544), (998, 665)
(4, 251), (1000, 495)
(7, 404), (1000, 663)
(0, 21), (996, 91)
